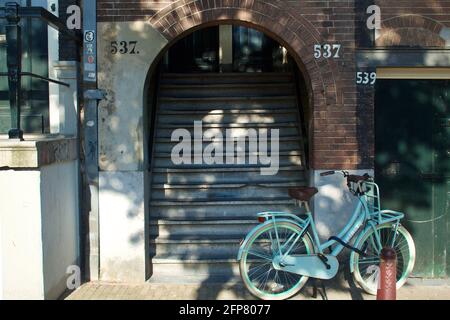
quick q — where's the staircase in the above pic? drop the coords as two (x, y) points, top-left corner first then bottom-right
(148, 72), (307, 283)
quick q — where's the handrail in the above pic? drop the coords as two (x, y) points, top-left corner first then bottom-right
(0, 72), (70, 87)
(0, 3), (81, 140)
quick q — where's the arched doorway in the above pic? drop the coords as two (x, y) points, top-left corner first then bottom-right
(144, 23), (312, 284)
(96, 4), (338, 283)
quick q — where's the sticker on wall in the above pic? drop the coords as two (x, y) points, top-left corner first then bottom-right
(84, 31), (95, 43)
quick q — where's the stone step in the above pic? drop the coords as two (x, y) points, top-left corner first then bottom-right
(150, 183), (304, 201)
(160, 72), (293, 85)
(154, 126), (300, 138)
(150, 258), (241, 279)
(160, 83), (294, 98)
(158, 96), (296, 110)
(148, 219), (257, 239)
(149, 238), (242, 260)
(156, 111), (299, 125)
(151, 167), (306, 185)
(149, 200), (300, 220)
(153, 137), (303, 153)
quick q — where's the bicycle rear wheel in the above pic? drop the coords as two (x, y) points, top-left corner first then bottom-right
(352, 224), (416, 295)
(239, 221), (313, 300)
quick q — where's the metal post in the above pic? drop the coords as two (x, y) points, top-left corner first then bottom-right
(377, 247), (397, 300)
(82, 0), (101, 281)
(5, 3), (23, 140)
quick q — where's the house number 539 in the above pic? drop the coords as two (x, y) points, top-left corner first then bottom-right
(356, 72), (377, 85)
(110, 41), (139, 54)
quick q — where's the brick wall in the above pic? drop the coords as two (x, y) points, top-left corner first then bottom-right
(376, 0), (450, 47)
(94, 0), (450, 170)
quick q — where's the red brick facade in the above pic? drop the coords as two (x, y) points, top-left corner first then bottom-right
(95, 0), (450, 170)
(376, 1), (450, 48)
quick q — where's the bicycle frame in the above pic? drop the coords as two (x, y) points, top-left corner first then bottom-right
(237, 181), (405, 262)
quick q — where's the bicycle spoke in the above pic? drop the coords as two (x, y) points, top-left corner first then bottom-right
(246, 249), (272, 261)
(241, 223), (311, 298)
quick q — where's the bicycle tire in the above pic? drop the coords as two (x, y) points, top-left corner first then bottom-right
(239, 221), (314, 300)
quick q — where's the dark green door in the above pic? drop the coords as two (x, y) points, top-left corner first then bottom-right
(0, 0), (49, 134)
(375, 79), (450, 277)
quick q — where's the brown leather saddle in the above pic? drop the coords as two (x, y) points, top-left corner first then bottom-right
(288, 187), (318, 201)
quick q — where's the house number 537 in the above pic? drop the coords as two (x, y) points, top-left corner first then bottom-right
(110, 41), (139, 54)
(314, 44), (341, 59)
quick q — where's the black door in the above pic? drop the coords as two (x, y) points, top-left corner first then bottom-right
(232, 26), (284, 72)
(168, 26), (219, 73)
(375, 79), (449, 277)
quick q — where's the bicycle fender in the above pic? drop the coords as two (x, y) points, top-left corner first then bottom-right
(236, 218), (306, 261)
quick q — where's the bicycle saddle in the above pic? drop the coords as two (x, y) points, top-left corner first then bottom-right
(288, 187), (318, 201)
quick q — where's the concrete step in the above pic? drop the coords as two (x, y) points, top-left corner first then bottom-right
(149, 238), (242, 260)
(158, 96), (296, 110)
(150, 183), (304, 201)
(149, 219), (257, 239)
(149, 200), (301, 220)
(150, 258), (241, 279)
(156, 111), (299, 125)
(151, 167), (306, 185)
(153, 137), (303, 153)
(160, 83), (294, 98)
(151, 155), (302, 169)
(160, 72), (294, 85)
(154, 126), (300, 138)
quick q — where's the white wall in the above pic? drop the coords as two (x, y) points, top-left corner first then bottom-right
(40, 161), (79, 299)
(0, 160), (80, 300)
(311, 169), (375, 241)
(0, 170), (45, 299)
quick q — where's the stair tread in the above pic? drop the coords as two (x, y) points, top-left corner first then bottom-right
(162, 72), (293, 77)
(155, 136), (302, 142)
(150, 237), (244, 243)
(159, 95), (296, 102)
(158, 109), (297, 115)
(161, 83), (293, 89)
(151, 182), (305, 189)
(150, 199), (294, 206)
(152, 165), (303, 173)
(149, 219), (256, 225)
(152, 257), (239, 264)
(154, 150), (302, 158)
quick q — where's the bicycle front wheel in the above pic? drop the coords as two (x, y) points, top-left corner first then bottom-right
(239, 221), (313, 300)
(352, 224), (416, 295)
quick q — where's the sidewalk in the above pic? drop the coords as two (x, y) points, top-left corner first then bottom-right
(65, 277), (450, 300)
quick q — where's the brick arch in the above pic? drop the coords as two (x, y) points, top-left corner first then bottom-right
(147, 0), (341, 107)
(377, 15), (447, 47)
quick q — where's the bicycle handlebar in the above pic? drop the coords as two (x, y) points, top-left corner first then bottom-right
(320, 170), (372, 181)
(320, 171), (335, 177)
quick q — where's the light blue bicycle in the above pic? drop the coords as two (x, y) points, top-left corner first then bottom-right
(237, 171), (416, 300)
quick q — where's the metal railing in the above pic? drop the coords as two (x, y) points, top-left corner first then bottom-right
(0, 2), (81, 140)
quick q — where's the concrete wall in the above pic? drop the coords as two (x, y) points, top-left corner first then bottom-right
(311, 169), (375, 241)
(0, 137), (80, 300)
(40, 161), (79, 299)
(96, 21), (167, 282)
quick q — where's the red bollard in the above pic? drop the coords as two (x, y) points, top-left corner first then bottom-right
(377, 248), (397, 300)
